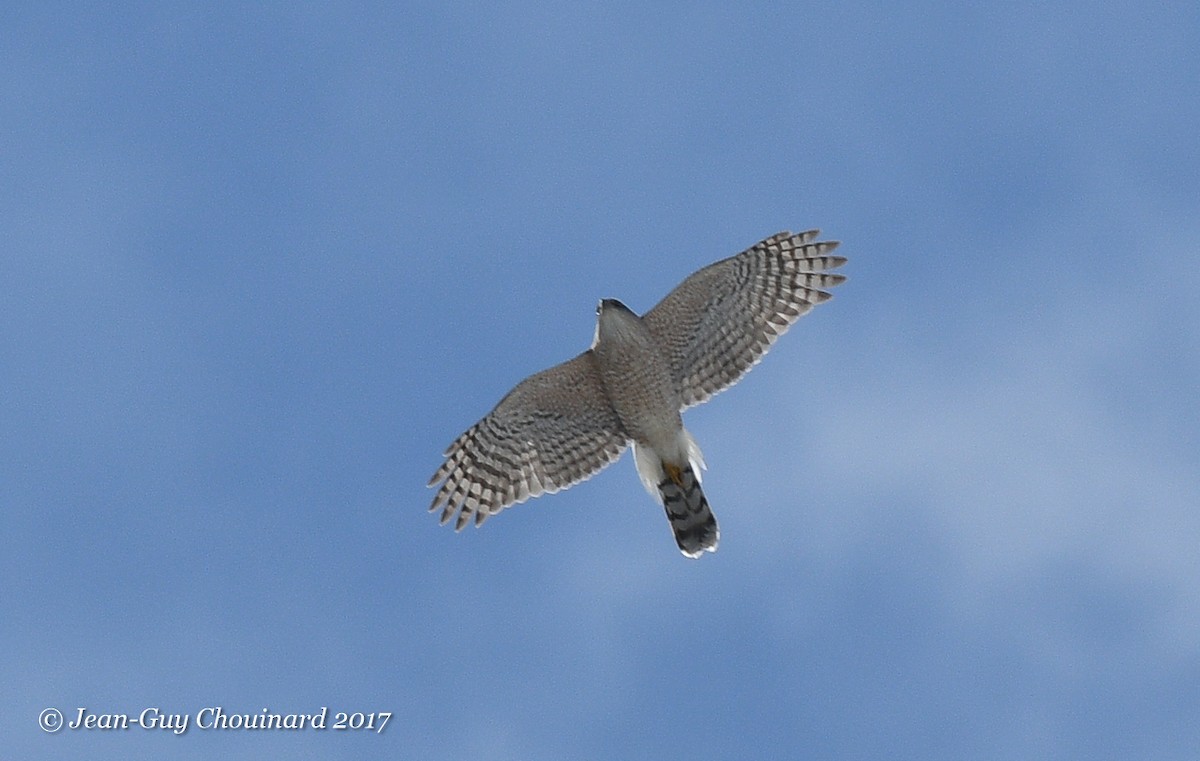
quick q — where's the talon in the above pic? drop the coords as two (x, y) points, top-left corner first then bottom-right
(663, 462), (684, 486)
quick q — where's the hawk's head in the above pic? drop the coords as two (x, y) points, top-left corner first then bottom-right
(593, 298), (641, 349)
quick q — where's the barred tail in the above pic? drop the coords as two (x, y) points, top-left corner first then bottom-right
(658, 464), (719, 558)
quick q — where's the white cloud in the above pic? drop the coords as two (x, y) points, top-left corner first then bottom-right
(723, 207), (1200, 655)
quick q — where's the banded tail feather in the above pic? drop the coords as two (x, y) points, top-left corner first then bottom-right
(659, 463), (718, 558)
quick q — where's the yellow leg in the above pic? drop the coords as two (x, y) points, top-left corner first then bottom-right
(662, 462), (684, 486)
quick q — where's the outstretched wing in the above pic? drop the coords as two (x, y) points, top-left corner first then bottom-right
(428, 350), (629, 530)
(642, 230), (846, 409)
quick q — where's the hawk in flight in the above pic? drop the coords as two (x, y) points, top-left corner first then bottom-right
(428, 230), (846, 557)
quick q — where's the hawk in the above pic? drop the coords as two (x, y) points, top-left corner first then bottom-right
(428, 230), (846, 557)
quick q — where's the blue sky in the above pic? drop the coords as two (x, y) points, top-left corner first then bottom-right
(4, 2), (1199, 759)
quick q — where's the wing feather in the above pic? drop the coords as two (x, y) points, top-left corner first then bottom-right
(642, 230), (846, 409)
(428, 350), (629, 529)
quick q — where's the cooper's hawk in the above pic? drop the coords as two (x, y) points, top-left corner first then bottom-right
(428, 230), (846, 557)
